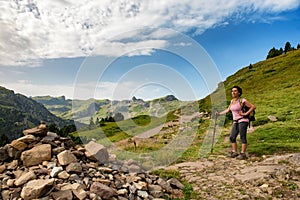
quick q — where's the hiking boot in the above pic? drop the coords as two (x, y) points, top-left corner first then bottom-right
(237, 153), (247, 160)
(228, 151), (238, 158)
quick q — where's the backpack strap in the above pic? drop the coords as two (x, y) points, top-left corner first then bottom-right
(240, 98), (251, 128)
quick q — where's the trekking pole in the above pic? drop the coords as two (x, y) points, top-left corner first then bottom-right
(211, 113), (218, 153)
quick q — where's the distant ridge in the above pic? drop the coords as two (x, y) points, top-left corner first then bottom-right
(0, 86), (73, 142)
(33, 94), (183, 124)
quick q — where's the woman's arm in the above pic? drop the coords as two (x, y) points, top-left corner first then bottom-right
(240, 100), (256, 116)
(216, 106), (230, 116)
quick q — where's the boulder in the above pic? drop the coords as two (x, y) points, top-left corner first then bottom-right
(21, 179), (54, 200)
(71, 183), (87, 200)
(21, 144), (51, 167)
(50, 167), (63, 178)
(268, 115), (278, 122)
(66, 162), (82, 174)
(17, 135), (36, 143)
(85, 141), (109, 164)
(51, 189), (73, 200)
(14, 171), (36, 186)
(57, 150), (77, 166)
(10, 140), (27, 151)
(167, 178), (185, 189)
(6, 145), (22, 159)
(90, 182), (117, 200)
(23, 122), (48, 137)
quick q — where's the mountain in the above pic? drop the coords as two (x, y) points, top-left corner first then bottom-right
(33, 94), (185, 124)
(0, 86), (73, 142)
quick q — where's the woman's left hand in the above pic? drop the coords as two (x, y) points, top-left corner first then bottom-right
(239, 111), (246, 116)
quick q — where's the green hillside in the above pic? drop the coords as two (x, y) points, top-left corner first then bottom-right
(201, 49), (300, 156)
(0, 87), (73, 143)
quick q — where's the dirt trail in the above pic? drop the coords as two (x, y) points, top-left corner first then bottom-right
(132, 112), (202, 140)
(166, 153), (300, 199)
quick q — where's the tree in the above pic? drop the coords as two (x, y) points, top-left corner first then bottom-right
(59, 124), (77, 137)
(284, 42), (292, 53)
(0, 134), (9, 147)
(95, 117), (100, 127)
(248, 63), (253, 69)
(297, 44), (300, 49)
(89, 117), (95, 126)
(48, 123), (59, 133)
(266, 47), (282, 59)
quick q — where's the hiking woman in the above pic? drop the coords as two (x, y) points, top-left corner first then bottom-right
(216, 86), (256, 159)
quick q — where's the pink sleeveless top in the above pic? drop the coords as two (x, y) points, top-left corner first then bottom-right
(230, 98), (249, 123)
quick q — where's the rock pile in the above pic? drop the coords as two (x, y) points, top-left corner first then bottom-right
(0, 124), (184, 200)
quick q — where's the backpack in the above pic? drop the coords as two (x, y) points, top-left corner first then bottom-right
(240, 99), (255, 122)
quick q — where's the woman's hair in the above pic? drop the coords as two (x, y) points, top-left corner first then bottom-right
(232, 85), (242, 96)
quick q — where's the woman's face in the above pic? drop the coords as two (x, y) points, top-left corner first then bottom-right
(231, 88), (240, 98)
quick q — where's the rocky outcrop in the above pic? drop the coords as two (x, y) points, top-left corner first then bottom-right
(0, 124), (184, 200)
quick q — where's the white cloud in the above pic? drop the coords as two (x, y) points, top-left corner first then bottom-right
(1, 80), (170, 100)
(0, 0), (299, 66)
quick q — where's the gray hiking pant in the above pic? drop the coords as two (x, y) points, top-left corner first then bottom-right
(230, 122), (248, 144)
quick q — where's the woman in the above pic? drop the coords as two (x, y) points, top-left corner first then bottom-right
(217, 86), (256, 159)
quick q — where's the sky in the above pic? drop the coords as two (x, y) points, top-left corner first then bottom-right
(1, 0), (300, 101)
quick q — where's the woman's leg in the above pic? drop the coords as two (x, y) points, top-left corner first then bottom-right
(239, 122), (248, 153)
(230, 123), (239, 152)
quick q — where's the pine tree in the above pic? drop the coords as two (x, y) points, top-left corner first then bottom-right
(284, 42), (292, 53)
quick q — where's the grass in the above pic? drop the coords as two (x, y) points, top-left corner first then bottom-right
(247, 122), (300, 156)
(77, 112), (180, 146)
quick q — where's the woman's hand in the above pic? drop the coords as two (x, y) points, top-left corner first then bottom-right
(239, 111), (247, 116)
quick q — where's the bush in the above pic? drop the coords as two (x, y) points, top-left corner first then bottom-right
(252, 118), (269, 126)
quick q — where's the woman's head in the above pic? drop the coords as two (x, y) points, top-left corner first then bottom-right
(231, 86), (242, 97)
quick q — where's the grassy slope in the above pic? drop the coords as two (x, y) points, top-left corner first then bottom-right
(168, 49), (300, 161)
(211, 49), (300, 156)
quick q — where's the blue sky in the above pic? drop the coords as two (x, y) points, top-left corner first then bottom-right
(1, 1), (300, 101)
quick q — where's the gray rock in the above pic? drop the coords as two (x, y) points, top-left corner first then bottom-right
(137, 190), (149, 198)
(50, 167), (63, 178)
(6, 145), (22, 159)
(268, 115), (278, 122)
(66, 162), (82, 174)
(85, 141), (109, 164)
(52, 147), (65, 155)
(157, 178), (172, 193)
(51, 189), (73, 200)
(167, 178), (184, 189)
(90, 182), (117, 200)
